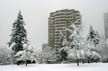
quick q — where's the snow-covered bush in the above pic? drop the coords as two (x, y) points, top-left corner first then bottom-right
(84, 49), (101, 63)
(67, 49), (85, 63)
(0, 46), (12, 64)
(83, 41), (101, 63)
(14, 44), (37, 66)
(41, 47), (58, 64)
(97, 39), (108, 62)
(59, 46), (68, 61)
(89, 51), (101, 62)
(67, 46), (101, 63)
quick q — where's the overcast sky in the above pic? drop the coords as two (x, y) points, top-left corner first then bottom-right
(0, 0), (108, 50)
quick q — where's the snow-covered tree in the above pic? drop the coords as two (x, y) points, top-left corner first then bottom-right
(87, 26), (100, 46)
(59, 23), (101, 65)
(8, 11), (27, 53)
(58, 23), (83, 65)
(67, 24), (83, 65)
(14, 44), (37, 66)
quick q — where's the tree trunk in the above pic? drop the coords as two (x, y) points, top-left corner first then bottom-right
(77, 63), (79, 66)
(25, 60), (27, 66)
(75, 48), (79, 66)
(77, 59), (79, 66)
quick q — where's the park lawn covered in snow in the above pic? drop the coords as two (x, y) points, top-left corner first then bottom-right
(0, 63), (108, 71)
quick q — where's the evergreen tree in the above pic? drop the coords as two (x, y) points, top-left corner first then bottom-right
(87, 26), (100, 46)
(8, 11), (27, 53)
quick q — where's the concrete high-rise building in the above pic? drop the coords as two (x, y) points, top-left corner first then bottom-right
(48, 9), (81, 48)
(104, 12), (108, 38)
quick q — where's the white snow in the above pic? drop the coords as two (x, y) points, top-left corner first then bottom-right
(0, 63), (108, 71)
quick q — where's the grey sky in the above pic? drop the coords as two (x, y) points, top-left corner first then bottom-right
(0, 0), (108, 50)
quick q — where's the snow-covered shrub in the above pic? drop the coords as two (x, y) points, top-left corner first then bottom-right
(60, 47), (68, 61)
(41, 47), (58, 64)
(97, 39), (108, 62)
(83, 41), (101, 63)
(0, 46), (12, 64)
(14, 44), (37, 65)
(84, 49), (101, 63)
(90, 51), (101, 62)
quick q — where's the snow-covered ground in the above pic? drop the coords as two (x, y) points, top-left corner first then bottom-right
(0, 63), (108, 71)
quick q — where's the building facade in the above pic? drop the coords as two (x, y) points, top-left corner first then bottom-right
(104, 12), (108, 38)
(48, 9), (81, 48)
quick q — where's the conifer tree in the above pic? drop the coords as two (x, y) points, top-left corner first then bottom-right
(8, 11), (27, 53)
(87, 26), (100, 46)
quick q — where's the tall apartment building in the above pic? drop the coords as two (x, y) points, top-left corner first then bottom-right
(104, 12), (108, 38)
(48, 9), (81, 48)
